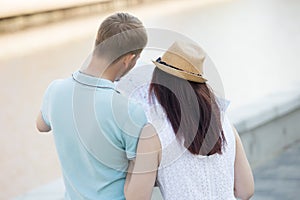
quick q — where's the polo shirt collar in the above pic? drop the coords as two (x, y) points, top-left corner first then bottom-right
(72, 70), (116, 90)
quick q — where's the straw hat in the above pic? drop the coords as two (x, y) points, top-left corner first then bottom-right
(152, 41), (207, 83)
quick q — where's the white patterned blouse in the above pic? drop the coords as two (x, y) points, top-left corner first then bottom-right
(129, 83), (236, 200)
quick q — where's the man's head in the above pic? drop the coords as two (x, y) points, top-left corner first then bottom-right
(93, 13), (147, 70)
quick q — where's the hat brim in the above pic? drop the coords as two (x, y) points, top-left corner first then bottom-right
(152, 61), (207, 83)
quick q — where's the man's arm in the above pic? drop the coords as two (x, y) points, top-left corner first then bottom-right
(36, 111), (51, 132)
(124, 124), (161, 200)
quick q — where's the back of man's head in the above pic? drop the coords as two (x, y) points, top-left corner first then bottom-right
(94, 13), (147, 64)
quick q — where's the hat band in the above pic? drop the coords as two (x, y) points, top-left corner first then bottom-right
(156, 57), (202, 77)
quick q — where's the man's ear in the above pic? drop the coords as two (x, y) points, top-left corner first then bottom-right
(123, 53), (136, 67)
(128, 53), (136, 60)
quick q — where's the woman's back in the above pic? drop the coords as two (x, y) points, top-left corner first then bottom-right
(131, 85), (236, 200)
(124, 41), (253, 200)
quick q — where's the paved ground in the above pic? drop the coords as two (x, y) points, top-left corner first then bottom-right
(252, 140), (300, 200)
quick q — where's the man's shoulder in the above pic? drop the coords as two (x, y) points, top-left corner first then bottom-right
(52, 77), (72, 87)
(47, 77), (73, 91)
(42, 78), (73, 103)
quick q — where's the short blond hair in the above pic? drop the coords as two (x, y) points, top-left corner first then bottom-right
(94, 13), (147, 63)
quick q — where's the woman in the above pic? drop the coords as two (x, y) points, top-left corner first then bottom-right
(124, 41), (254, 200)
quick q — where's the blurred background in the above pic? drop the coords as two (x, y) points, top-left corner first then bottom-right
(1, 0), (300, 199)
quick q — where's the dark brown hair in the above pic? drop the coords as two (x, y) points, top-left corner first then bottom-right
(149, 68), (226, 156)
(94, 13), (147, 63)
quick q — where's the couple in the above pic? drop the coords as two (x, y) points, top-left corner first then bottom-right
(36, 13), (254, 200)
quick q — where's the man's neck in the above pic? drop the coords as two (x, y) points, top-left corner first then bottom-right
(81, 59), (117, 82)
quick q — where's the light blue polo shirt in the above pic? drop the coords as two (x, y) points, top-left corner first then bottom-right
(41, 70), (147, 200)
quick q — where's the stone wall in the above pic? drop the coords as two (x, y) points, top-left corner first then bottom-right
(229, 85), (300, 167)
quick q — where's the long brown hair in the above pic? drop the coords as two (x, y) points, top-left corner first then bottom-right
(149, 68), (226, 155)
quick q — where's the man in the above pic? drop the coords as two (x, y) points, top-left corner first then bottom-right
(36, 13), (160, 200)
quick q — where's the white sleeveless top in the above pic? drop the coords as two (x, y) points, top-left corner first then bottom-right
(129, 84), (236, 200)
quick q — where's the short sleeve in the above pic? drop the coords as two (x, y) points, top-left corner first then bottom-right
(40, 81), (56, 127)
(121, 103), (147, 160)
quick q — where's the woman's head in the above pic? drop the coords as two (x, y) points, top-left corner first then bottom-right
(150, 42), (225, 156)
(152, 41), (207, 83)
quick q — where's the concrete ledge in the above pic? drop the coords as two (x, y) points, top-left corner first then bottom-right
(0, 0), (160, 33)
(229, 86), (300, 133)
(228, 84), (300, 167)
(0, 0), (113, 33)
(0, 0), (112, 18)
